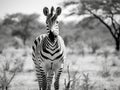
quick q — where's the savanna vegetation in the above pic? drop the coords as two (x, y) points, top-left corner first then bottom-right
(0, 0), (120, 90)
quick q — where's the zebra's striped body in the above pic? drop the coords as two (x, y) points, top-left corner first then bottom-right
(32, 7), (66, 90)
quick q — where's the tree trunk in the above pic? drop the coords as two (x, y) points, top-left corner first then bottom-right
(6, 86), (8, 90)
(115, 39), (120, 51)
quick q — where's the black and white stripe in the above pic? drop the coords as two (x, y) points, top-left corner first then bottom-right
(32, 26), (65, 90)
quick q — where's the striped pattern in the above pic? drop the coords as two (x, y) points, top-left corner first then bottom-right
(32, 23), (66, 90)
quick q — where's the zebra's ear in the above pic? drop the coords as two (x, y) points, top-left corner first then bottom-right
(56, 7), (62, 16)
(43, 7), (49, 16)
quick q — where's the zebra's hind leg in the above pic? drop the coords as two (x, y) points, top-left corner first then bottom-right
(47, 71), (54, 90)
(54, 68), (63, 90)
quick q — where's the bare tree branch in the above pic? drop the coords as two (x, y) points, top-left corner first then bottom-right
(109, 10), (120, 26)
(86, 7), (116, 40)
(7, 68), (17, 86)
(109, 13), (117, 31)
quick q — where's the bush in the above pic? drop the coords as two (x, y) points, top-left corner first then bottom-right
(89, 40), (100, 54)
(0, 55), (23, 90)
(98, 59), (111, 78)
(0, 47), (25, 90)
(64, 66), (95, 90)
(63, 35), (74, 46)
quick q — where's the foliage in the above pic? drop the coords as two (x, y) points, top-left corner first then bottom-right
(0, 47), (25, 90)
(63, 35), (74, 46)
(81, 0), (120, 14)
(1, 13), (43, 45)
(81, 73), (96, 90)
(64, 66), (81, 90)
(64, 66), (96, 90)
(88, 39), (100, 54)
(99, 56), (111, 78)
(61, 0), (120, 51)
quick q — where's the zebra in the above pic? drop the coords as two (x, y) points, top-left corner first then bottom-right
(32, 6), (66, 90)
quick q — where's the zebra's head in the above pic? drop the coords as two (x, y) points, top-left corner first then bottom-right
(43, 6), (62, 42)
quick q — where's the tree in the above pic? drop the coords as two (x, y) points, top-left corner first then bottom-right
(2, 13), (40, 45)
(62, 0), (120, 51)
(11, 13), (40, 45)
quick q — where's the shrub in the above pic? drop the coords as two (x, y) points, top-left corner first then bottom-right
(88, 39), (100, 54)
(64, 66), (81, 90)
(113, 69), (120, 78)
(99, 59), (111, 78)
(0, 47), (25, 90)
(0, 55), (23, 90)
(63, 66), (95, 90)
(80, 73), (95, 90)
(63, 35), (74, 47)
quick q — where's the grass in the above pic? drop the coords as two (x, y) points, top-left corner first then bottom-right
(0, 11), (120, 90)
(0, 41), (120, 90)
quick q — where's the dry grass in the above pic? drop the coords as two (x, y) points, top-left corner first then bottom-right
(0, 45), (119, 90)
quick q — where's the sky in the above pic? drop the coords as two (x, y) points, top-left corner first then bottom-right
(0, 0), (91, 23)
(0, 0), (65, 21)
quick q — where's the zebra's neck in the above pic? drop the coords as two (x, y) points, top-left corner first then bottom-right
(42, 36), (59, 52)
(46, 22), (59, 43)
(48, 30), (57, 43)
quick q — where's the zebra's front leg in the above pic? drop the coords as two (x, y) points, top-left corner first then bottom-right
(41, 73), (47, 90)
(47, 71), (54, 90)
(36, 66), (47, 90)
(54, 68), (63, 90)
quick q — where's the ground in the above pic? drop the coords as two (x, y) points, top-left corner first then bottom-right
(6, 47), (120, 90)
